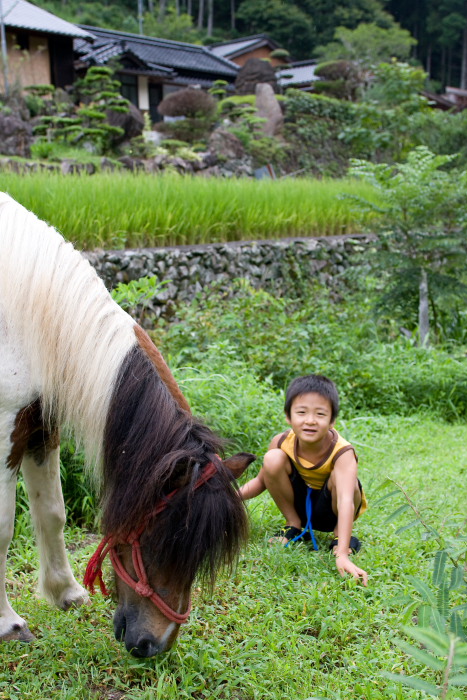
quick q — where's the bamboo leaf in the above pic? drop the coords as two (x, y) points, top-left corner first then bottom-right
(372, 478), (396, 493)
(436, 582), (450, 619)
(383, 672), (440, 695)
(433, 550), (448, 586)
(393, 638), (445, 671)
(408, 576), (437, 606)
(395, 519), (422, 534)
(450, 612), (467, 642)
(452, 640), (467, 664)
(385, 503), (410, 524)
(418, 604), (433, 627)
(430, 607), (448, 635)
(403, 625), (450, 656)
(372, 489), (402, 506)
(450, 566), (465, 590)
(401, 600), (420, 625)
(449, 674), (467, 686)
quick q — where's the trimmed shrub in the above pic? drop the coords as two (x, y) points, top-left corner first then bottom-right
(157, 87), (217, 119)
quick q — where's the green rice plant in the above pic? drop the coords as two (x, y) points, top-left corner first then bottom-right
(0, 172), (379, 248)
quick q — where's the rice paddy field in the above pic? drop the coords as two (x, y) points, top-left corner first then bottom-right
(0, 172), (378, 249)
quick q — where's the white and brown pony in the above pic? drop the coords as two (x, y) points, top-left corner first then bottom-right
(0, 192), (254, 657)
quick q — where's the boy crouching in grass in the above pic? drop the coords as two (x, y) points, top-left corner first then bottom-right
(239, 374), (368, 585)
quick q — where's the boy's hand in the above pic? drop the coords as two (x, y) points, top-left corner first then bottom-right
(335, 554), (368, 586)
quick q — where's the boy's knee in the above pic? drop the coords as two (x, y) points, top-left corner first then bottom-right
(263, 449), (291, 478)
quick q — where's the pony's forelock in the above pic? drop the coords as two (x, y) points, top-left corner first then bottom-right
(144, 463), (248, 591)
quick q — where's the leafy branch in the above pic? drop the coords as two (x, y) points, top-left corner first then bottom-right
(375, 478), (467, 697)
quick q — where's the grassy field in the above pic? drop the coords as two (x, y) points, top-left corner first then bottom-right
(0, 172), (378, 249)
(1, 415), (465, 700)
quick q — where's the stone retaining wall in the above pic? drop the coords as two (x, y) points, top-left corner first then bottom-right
(85, 234), (373, 322)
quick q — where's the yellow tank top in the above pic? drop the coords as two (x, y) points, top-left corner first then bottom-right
(279, 428), (367, 515)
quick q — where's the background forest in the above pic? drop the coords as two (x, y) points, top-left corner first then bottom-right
(36, 0), (467, 90)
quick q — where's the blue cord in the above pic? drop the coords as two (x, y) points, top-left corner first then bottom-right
(285, 487), (319, 550)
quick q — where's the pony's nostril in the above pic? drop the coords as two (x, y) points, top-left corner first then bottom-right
(129, 635), (161, 658)
(113, 610), (126, 643)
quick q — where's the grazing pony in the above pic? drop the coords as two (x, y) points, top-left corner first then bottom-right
(0, 193), (254, 657)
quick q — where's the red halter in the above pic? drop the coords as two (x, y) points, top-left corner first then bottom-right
(84, 461), (218, 625)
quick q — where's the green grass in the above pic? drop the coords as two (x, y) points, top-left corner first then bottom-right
(0, 172), (378, 249)
(2, 415), (465, 699)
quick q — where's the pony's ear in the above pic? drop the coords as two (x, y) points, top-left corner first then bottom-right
(223, 452), (256, 480)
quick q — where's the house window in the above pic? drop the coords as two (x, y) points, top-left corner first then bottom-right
(118, 73), (138, 107)
(16, 32), (29, 51)
(149, 83), (163, 123)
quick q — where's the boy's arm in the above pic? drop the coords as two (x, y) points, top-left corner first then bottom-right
(333, 452), (368, 586)
(268, 432), (286, 450)
(238, 433), (285, 500)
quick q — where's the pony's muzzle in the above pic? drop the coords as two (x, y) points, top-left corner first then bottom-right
(113, 606), (176, 657)
(128, 633), (163, 658)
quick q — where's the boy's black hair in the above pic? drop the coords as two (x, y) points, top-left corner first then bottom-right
(284, 374), (339, 421)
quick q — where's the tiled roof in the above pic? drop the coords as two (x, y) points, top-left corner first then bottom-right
(209, 34), (278, 59)
(277, 61), (318, 88)
(75, 37), (173, 77)
(1, 0), (93, 39)
(77, 26), (238, 78)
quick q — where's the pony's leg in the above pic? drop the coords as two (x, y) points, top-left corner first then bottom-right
(21, 447), (89, 610)
(0, 467), (34, 641)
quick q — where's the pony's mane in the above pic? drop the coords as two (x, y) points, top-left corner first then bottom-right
(102, 344), (224, 534)
(102, 345), (248, 588)
(0, 193), (136, 472)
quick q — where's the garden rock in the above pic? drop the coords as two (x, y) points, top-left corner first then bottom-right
(100, 157), (117, 171)
(209, 128), (245, 159)
(235, 57), (278, 95)
(61, 160), (96, 175)
(255, 83), (283, 137)
(107, 103), (145, 145)
(0, 113), (33, 157)
(118, 155), (145, 171)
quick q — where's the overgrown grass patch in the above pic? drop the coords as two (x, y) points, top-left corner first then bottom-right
(3, 411), (465, 698)
(158, 283), (467, 422)
(0, 172), (378, 248)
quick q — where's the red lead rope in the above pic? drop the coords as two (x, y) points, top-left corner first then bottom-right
(84, 461), (218, 624)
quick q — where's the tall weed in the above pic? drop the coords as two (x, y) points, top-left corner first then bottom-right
(158, 280), (467, 420)
(376, 480), (467, 698)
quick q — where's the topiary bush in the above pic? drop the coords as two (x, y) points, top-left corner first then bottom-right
(157, 87), (217, 142)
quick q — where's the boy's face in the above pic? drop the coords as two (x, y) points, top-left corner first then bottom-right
(286, 392), (334, 446)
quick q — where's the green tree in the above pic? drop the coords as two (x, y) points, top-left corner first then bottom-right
(365, 60), (427, 106)
(236, 0), (316, 59)
(317, 22), (416, 68)
(348, 147), (467, 345)
(295, 0), (395, 46)
(142, 7), (200, 41)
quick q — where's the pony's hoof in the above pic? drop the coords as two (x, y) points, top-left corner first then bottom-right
(60, 589), (90, 611)
(1, 624), (35, 642)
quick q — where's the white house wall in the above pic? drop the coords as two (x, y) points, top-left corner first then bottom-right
(137, 75), (149, 110)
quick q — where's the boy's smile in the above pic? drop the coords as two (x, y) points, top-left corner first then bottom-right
(286, 392), (334, 452)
